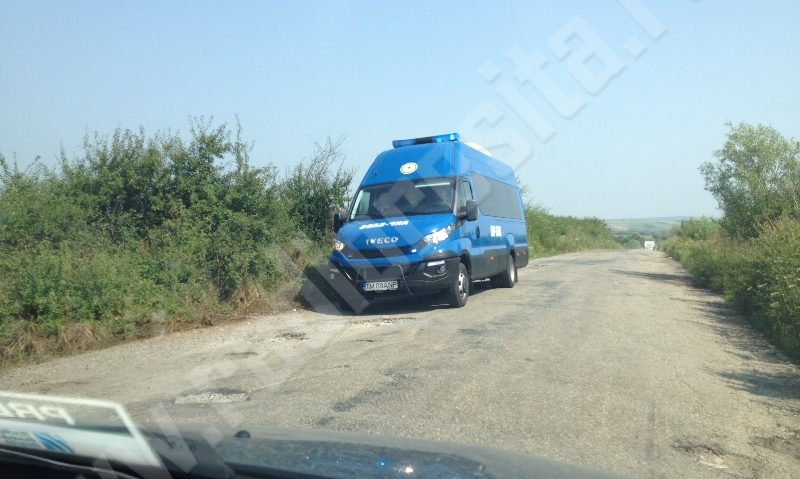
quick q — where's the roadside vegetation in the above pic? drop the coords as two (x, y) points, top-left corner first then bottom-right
(524, 205), (632, 256)
(0, 120), (351, 365)
(0, 121), (629, 366)
(663, 123), (800, 361)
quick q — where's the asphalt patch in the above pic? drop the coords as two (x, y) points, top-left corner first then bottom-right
(277, 332), (307, 341)
(330, 370), (414, 413)
(174, 387), (250, 404)
(227, 351), (258, 358)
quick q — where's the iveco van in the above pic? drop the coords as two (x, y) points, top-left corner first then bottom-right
(329, 133), (528, 309)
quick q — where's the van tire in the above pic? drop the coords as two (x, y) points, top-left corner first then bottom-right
(495, 253), (517, 288)
(445, 262), (470, 307)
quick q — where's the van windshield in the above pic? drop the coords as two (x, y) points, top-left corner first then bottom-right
(350, 177), (455, 220)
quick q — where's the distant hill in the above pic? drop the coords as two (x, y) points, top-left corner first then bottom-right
(604, 217), (691, 237)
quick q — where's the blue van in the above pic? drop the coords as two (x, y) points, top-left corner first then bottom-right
(328, 133), (528, 309)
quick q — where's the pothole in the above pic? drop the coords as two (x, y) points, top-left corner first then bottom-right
(751, 429), (800, 459)
(458, 328), (486, 336)
(673, 437), (725, 455)
(672, 436), (756, 475)
(174, 388), (250, 404)
(673, 437), (728, 469)
(315, 416), (335, 427)
(276, 332), (306, 341)
(227, 351), (257, 358)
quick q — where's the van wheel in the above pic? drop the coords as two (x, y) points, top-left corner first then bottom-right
(445, 262), (470, 307)
(495, 253), (517, 288)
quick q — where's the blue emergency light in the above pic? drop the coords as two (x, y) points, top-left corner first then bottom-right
(392, 132), (460, 148)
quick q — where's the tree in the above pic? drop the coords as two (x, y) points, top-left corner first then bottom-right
(700, 122), (800, 238)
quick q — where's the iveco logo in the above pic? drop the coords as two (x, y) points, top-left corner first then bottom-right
(366, 236), (399, 246)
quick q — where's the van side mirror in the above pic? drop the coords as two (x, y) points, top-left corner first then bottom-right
(465, 200), (479, 222)
(333, 212), (345, 232)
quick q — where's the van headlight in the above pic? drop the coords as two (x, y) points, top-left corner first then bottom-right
(333, 240), (345, 252)
(423, 225), (453, 245)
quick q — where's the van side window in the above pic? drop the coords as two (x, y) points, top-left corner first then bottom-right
(458, 180), (474, 213)
(352, 190), (371, 219)
(471, 173), (523, 219)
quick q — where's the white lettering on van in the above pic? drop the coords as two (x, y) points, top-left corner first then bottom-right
(358, 220), (409, 230)
(365, 237), (399, 246)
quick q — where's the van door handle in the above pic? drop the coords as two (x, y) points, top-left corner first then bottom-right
(475, 226), (480, 239)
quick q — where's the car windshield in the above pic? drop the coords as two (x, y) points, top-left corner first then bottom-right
(350, 178), (455, 220)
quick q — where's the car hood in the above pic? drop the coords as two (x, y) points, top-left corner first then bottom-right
(200, 426), (628, 479)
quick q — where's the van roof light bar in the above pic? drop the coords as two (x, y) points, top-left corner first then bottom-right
(392, 132), (460, 148)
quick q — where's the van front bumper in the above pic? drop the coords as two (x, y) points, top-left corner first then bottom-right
(327, 256), (460, 298)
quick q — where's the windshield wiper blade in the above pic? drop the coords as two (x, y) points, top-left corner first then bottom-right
(401, 210), (443, 216)
(0, 446), (143, 479)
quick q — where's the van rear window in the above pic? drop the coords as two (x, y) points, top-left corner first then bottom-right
(472, 173), (523, 219)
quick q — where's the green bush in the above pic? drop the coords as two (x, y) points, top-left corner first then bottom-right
(0, 241), (168, 333)
(663, 234), (730, 290)
(0, 121), (351, 364)
(731, 219), (800, 355)
(662, 218), (727, 289)
(279, 137), (353, 244)
(0, 163), (89, 248)
(525, 205), (623, 257)
(672, 217), (720, 241)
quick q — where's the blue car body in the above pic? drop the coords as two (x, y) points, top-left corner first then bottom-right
(329, 133), (528, 306)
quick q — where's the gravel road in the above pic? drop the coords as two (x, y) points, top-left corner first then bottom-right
(3, 249), (799, 478)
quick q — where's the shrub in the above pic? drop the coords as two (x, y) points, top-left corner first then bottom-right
(0, 240), (168, 334)
(0, 121), (352, 365)
(0, 159), (90, 248)
(525, 205), (622, 257)
(278, 137), (353, 244)
(673, 217), (720, 241)
(730, 218), (800, 356)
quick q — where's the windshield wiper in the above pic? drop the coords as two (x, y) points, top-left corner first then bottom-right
(0, 446), (143, 479)
(0, 431), (242, 479)
(401, 210), (445, 216)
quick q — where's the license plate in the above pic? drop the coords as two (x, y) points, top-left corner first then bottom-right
(363, 281), (398, 292)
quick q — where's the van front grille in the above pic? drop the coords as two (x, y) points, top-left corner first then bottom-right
(344, 245), (421, 259)
(356, 264), (415, 281)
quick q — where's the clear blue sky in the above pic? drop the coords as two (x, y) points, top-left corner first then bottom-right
(1, 1), (798, 218)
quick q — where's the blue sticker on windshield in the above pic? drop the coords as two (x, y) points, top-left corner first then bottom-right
(34, 432), (75, 454)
